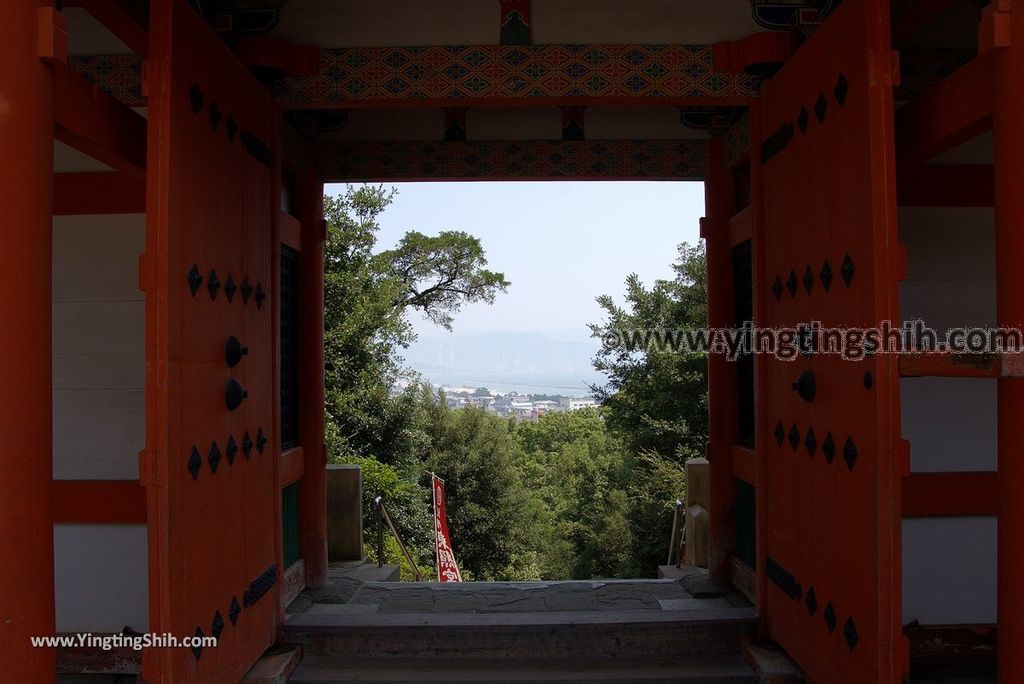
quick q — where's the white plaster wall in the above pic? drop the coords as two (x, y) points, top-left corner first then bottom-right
(54, 524), (148, 632)
(586, 106), (707, 140)
(323, 108), (444, 142)
(468, 107), (561, 140)
(902, 517), (997, 625)
(901, 378), (996, 473)
(899, 198), (997, 626)
(326, 106), (709, 142)
(899, 206), (996, 338)
(52, 214), (144, 480)
(52, 213), (148, 633)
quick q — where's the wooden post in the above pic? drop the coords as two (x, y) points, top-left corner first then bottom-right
(297, 141), (328, 588)
(992, 4), (1024, 679)
(704, 137), (738, 582)
(0, 4), (59, 681)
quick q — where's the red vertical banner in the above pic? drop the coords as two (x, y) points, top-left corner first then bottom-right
(432, 474), (463, 582)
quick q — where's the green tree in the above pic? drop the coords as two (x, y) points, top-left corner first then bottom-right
(589, 241), (708, 460)
(378, 231), (510, 330)
(323, 185), (509, 466)
(514, 409), (632, 579)
(426, 408), (542, 581)
(322, 185), (510, 564)
(588, 241), (707, 576)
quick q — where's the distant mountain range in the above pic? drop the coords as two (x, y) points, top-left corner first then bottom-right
(402, 332), (606, 395)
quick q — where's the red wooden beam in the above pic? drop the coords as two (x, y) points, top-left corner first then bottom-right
(54, 61), (146, 179)
(233, 36), (318, 77)
(61, 0), (148, 57)
(54, 171), (145, 214)
(902, 472), (998, 518)
(895, 52), (994, 170)
(728, 206), (753, 247)
(280, 446), (305, 488)
(712, 32), (796, 75)
(280, 211), (301, 251)
(730, 444), (756, 486)
(52, 480), (146, 523)
(898, 164), (994, 207)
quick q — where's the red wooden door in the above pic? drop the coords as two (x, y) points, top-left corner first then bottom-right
(759, 1), (904, 682)
(143, 3), (279, 681)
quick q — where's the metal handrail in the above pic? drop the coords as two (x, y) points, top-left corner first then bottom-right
(373, 496), (423, 581)
(667, 499), (684, 567)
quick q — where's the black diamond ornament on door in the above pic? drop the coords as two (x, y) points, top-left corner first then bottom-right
(820, 260), (834, 291)
(834, 73), (849, 106)
(843, 437), (858, 471)
(823, 432), (836, 464)
(211, 610), (224, 639)
(824, 601), (837, 633)
(788, 423), (800, 450)
(843, 616), (859, 650)
(208, 441), (222, 473)
(814, 93), (828, 122)
(187, 264), (203, 297)
(188, 446), (202, 480)
(805, 586), (818, 615)
(804, 427), (817, 458)
(840, 254), (855, 287)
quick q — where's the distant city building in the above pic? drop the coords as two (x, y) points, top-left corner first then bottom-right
(559, 396), (599, 411)
(509, 401), (534, 420)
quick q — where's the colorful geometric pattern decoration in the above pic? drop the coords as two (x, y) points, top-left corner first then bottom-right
(275, 45), (760, 105)
(749, 0), (843, 31)
(318, 140), (709, 182)
(500, 0), (532, 45)
(68, 46), (759, 109)
(68, 55), (146, 107)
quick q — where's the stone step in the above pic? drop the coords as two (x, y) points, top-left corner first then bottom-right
(285, 608), (757, 660)
(289, 654), (758, 683)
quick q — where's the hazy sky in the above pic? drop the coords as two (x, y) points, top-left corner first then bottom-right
(324, 181), (705, 341)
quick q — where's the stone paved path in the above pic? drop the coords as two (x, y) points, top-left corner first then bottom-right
(287, 566), (751, 617)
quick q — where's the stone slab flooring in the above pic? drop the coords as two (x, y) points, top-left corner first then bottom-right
(287, 566), (752, 617)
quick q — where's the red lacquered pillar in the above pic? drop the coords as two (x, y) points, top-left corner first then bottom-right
(992, 2), (1024, 680)
(991, 2), (1024, 679)
(705, 137), (738, 582)
(0, 4), (59, 682)
(297, 141), (328, 588)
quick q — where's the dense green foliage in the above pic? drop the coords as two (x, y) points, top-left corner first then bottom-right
(589, 242), (709, 459)
(589, 242), (709, 573)
(323, 186), (707, 580)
